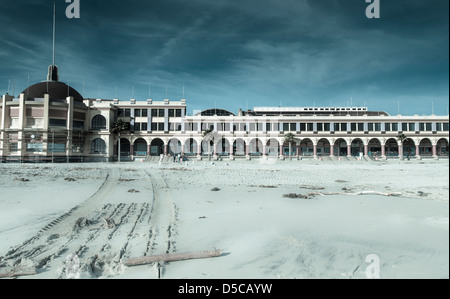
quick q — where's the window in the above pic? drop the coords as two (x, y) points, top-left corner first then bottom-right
(334, 123), (340, 131)
(358, 123), (364, 132)
(426, 123), (432, 131)
(118, 109), (124, 117)
(444, 123), (449, 131)
(266, 123), (271, 132)
(300, 123), (306, 131)
(409, 123), (415, 131)
(341, 123), (348, 131)
(158, 109), (165, 117)
(141, 123), (148, 131)
(142, 109), (148, 117)
(49, 119), (67, 127)
(151, 123), (158, 131)
(368, 123), (374, 131)
(27, 143), (43, 153)
(351, 123), (357, 132)
(158, 123), (165, 131)
(392, 123), (398, 131)
(419, 123), (425, 131)
(324, 123), (331, 131)
(151, 109), (158, 117)
(375, 123), (382, 131)
(307, 123), (314, 131)
(176, 109), (182, 117)
(91, 138), (106, 154)
(437, 123), (442, 131)
(385, 123), (391, 131)
(290, 123), (296, 132)
(135, 109), (141, 117)
(402, 123), (408, 131)
(73, 121), (84, 129)
(124, 109), (131, 117)
(317, 123), (323, 131)
(91, 115), (106, 130)
(134, 123), (141, 131)
(169, 109), (175, 117)
(283, 123), (289, 132)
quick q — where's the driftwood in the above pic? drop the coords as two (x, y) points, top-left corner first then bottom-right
(309, 191), (402, 197)
(122, 249), (222, 267)
(0, 267), (37, 278)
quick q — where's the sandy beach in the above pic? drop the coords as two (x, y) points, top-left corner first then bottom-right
(0, 158), (448, 279)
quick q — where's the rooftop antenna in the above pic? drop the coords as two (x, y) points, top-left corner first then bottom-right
(47, 2), (59, 81)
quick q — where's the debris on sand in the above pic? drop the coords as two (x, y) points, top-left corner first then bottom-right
(283, 193), (312, 199)
(211, 187), (221, 192)
(300, 185), (325, 190)
(127, 189), (140, 193)
(417, 191), (429, 197)
(65, 178), (76, 182)
(14, 178), (30, 182)
(103, 218), (116, 229)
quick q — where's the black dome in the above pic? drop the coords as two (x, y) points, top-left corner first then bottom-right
(22, 81), (84, 103)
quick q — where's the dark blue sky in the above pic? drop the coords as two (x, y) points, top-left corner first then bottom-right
(0, 0), (448, 115)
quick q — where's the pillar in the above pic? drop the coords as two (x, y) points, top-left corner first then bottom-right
(347, 144), (351, 157)
(398, 144), (403, 159)
(364, 144), (369, 157)
(164, 144), (168, 156)
(381, 143), (386, 158)
(313, 144), (318, 158)
(415, 145), (420, 158)
(147, 143), (151, 156)
(330, 144), (335, 157)
(432, 144), (438, 159)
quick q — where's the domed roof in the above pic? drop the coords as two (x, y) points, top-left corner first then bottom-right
(22, 81), (84, 103)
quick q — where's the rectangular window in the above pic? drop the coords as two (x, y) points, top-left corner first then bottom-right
(426, 123), (432, 131)
(158, 123), (164, 131)
(118, 109), (124, 117)
(151, 123), (157, 131)
(300, 123), (306, 131)
(73, 121), (84, 129)
(176, 109), (182, 117)
(169, 109), (175, 117)
(142, 109), (148, 117)
(401, 123), (407, 131)
(409, 123), (415, 131)
(437, 123), (442, 131)
(283, 123), (290, 132)
(419, 123), (425, 131)
(307, 123), (314, 131)
(358, 123), (364, 132)
(125, 109), (131, 117)
(151, 109), (158, 117)
(341, 123), (347, 131)
(142, 123), (148, 131)
(158, 109), (165, 117)
(49, 119), (67, 127)
(375, 123), (382, 131)
(334, 123), (340, 132)
(392, 123), (398, 131)
(443, 123), (449, 131)
(317, 123), (323, 131)
(385, 123), (391, 131)
(135, 109), (141, 117)
(134, 123), (141, 131)
(367, 123), (373, 131)
(290, 123), (296, 132)
(351, 123), (357, 132)
(324, 123), (331, 131)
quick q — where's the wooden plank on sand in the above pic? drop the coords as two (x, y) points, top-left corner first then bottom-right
(122, 249), (222, 267)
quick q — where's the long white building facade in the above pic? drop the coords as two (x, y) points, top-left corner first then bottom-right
(0, 65), (449, 162)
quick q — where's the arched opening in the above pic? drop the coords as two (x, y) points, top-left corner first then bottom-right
(266, 139), (279, 157)
(119, 138), (131, 157)
(317, 138), (331, 156)
(351, 139), (364, 156)
(385, 138), (398, 157)
(216, 138), (230, 156)
(249, 138), (263, 156)
(300, 139), (314, 157)
(437, 139), (449, 156)
(334, 138), (348, 156)
(403, 138), (416, 157)
(184, 138), (198, 156)
(419, 138), (433, 156)
(91, 115), (107, 131)
(369, 138), (382, 157)
(201, 138), (215, 156)
(233, 138), (246, 156)
(91, 138), (106, 154)
(150, 138), (164, 156)
(168, 138), (182, 155)
(134, 138), (147, 156)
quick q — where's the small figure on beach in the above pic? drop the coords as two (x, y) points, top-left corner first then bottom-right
(158, 153), (164, 165)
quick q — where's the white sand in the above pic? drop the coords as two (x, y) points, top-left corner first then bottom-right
(0, 158), (448, 279)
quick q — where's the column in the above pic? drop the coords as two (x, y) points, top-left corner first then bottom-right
(330, 144), (335, 157)
(263, 143), (267, 156)
(279, 143), (284, 158)
(432, 144), (438, 159)
(197, 142), (202, 159)
(398, 144), (403, 159)
(130, 143), (134, 157)
(381, 143), (386, 158)
(147, 143), (151, 156)
(313, 144), (317, 157)
(364, 144), (369, 157)
(415, 145), (420, 158)
(347, 144), (352, 157)
(164, 144), (168, 156)
(229, 141), (234, 160)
